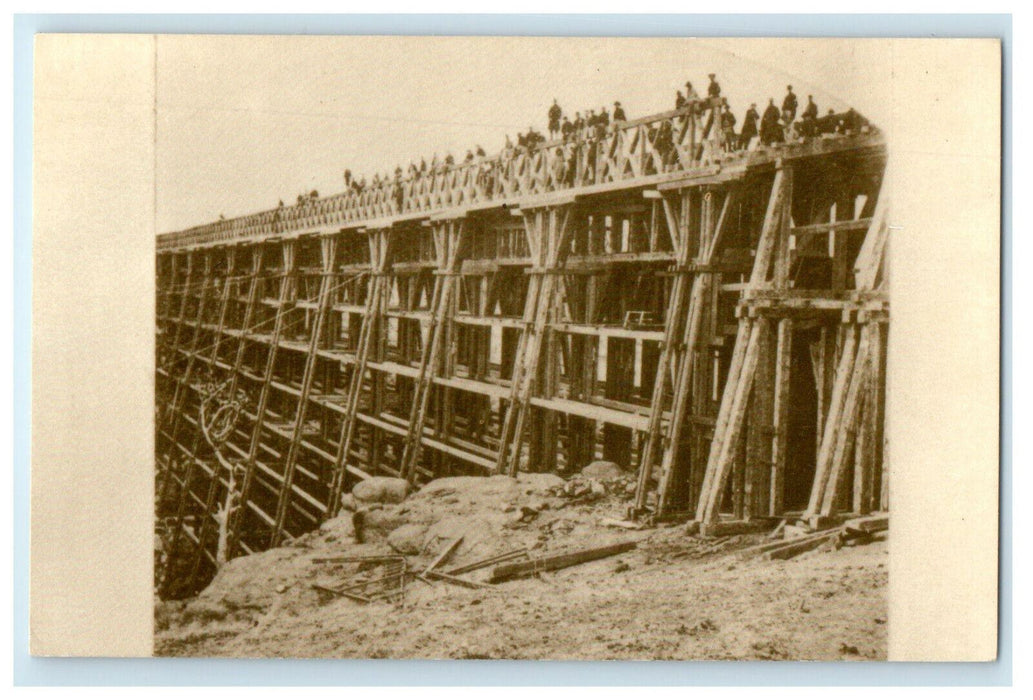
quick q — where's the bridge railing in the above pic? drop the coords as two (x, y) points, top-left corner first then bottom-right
(158, 98), (830, 252)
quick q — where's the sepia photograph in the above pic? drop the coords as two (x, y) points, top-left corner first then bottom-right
(151, 36), (898, 659)
(25, 27), (1003, 668)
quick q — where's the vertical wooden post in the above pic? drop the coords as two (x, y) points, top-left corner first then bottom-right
(695, 167), (791, 523)
(745, 317), (775, 520)
(228, 240), (295, 556)
(769, 317), (793, 516)
(270, 235), (338, 546)
(401, 219), (466, 481)
(327, 228), (392, 517)
(496, 204), (574, 476)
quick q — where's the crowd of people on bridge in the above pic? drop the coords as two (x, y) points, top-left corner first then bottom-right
(297, 73), (866, 213)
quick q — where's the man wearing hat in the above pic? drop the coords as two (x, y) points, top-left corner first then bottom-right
(707, 73), (721, 99)
(548, 98), (562, 140)
(685, 81), (700, 102)
(761, 98), (782, 146)
(613, 101), (627, 123)
(740, 102), (760, 151)
(782, 85), (798, 124)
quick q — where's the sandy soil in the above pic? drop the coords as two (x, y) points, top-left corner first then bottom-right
(155, 472), (888, 660)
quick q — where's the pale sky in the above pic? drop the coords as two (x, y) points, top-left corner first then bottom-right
(156, 36), (896, 233)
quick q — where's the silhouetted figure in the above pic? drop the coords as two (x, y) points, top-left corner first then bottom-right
(561, 116), (574, 140)
(464, 149), (475, 163)
(685, 81), (700, 102)
(720, 99), (737, 151)
(655, 119), (674, 170)
(707, 73), (721, 98)
(675, 90), (686, 110)
(800, 95), (819, 137)
(475, 144), (486, 157)
(740, 103), (759, 150)
(803, 95), (818, 121)
(548, 99), (562, 139)
(613, 101), (626, 122)
(782, 85), (798, 124)
(761, 99), (782, 145)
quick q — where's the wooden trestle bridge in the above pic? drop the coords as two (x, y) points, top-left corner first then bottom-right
(156, 98), (889, 597)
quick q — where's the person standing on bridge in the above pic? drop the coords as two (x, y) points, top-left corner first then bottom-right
(548, 99), (563, 140)
(740, 103), (759, 151)
(782, 85), (798, 124)
(761, 98), (783, 146)
(613, 101), (627, 123)
(685, 81), (700, 103)
(800, 95), (819, 137)
(561, 116), (574, 141)
(720, 99), (737, 152)
(707, 73), (721, 99)
(675, 90), (686, 110)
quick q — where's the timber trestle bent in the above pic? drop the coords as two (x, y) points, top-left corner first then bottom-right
(156, 102), (888, 597)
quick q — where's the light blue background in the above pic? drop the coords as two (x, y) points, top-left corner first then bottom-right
(12, 13), (1012, 686)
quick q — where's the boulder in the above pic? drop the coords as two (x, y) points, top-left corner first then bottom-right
(580, 460), (624, 480)
(352, 477), (410, 504)
(362, 507), (409, 534)
(387, 523), (428, 555)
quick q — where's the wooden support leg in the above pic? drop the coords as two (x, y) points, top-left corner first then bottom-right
(769, 318), (793, 516)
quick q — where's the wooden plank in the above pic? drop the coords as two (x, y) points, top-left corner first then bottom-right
(422, 536), (464, 576)
(769, 318), (793, 516)
(819, 327), (873, 516)
(527, 396), (650, 431)
(765, 529), (843, 560)
(487, 540), (638, 583)
(700, 320), (762, 522)
(804, 326), (859, 517)
(843, 514), (889, 534)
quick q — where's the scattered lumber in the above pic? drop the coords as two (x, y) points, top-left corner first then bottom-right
(311, 554), (405, 565)
(488, 540), (638, 583)
(445, 548), (528, 576)
(422, 536), (464, 577)
(600, 517), (646, 531)
(424, 571), (493, 589)
(738, 528), (835, 559)
(843, 514), (888, 536)
(765, 529), (844, 561)
(698, 519), (771, 538)
(310, 583), (371, 604)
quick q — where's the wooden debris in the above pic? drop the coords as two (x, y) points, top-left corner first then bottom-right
(310, 583), (371, 604)
(422, 536), (464, 577)
(488, 540), (638, 583)
(445, 548), (528, 576)
(843, 514), (888, 536)
(311, 554), (406, 565)
(764, 529), (843, 560)
(698, 519), (770, 538)
(424, 571), (493, 589)
(600, 517), (646, 531)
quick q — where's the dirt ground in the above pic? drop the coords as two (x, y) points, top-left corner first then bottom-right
(155, 472), (888, 660)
